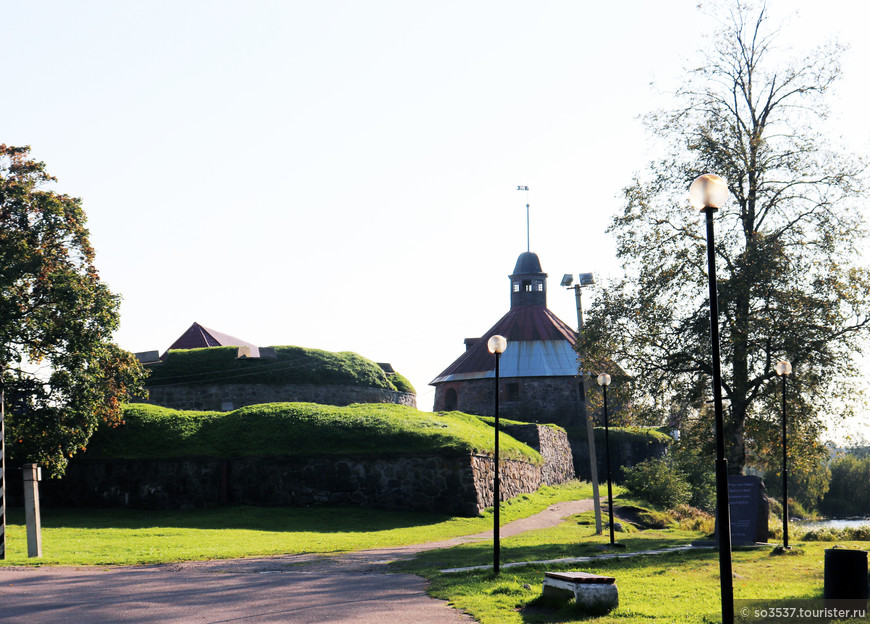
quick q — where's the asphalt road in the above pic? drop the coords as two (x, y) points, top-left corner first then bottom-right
(0, 500), (593, 623)
(0, 552), (475, 624)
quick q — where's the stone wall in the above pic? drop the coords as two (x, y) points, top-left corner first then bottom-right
(146, 383), (416, 411)
(502, 423), (575, 485)
(570, 430), (670, 482)
(41, 453), (556, 516)
(434, 376), (584, 428)
(40, 425), (575, 516)
(470, 455), (541, 508)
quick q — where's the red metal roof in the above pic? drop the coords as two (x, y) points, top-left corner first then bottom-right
(430, 305), (579, 383)
(162, 322), (258, 357)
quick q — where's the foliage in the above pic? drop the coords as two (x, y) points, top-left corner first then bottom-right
(669, 428), (717, 513)
(83, 402), (544, 464)
(623, 457), (692, 509)
(145, 345), (409, 392)
(797, 525), (870, 542)
(668, 504), (715, 534)
(583, 374), (646, 426)
(0, 145), (146, 477)
(580, 2), (870, 474)
(671, 405), (830, 514)
(762, 462), (830, 512)
(821, 452), (870, 517)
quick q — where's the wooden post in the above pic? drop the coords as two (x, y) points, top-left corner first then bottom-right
(23, 463), (42, 558)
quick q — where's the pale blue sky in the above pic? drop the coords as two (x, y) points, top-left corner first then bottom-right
(4, 1), (869, 440)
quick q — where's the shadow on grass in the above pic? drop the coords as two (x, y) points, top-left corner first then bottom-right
(418, 542), (844, 624)
(404, 524), (701, 573)
(520, 600), (617, 623)
(5, 503), (460, 534)
(419, 548), (725, 624)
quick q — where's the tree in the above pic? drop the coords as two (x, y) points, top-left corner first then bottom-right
(580, 3), (870, 474)
(823, 453), (870, 517)
(0, 145), (145, 477)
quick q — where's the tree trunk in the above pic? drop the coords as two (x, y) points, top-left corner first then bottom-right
(727, 399), (747, 475)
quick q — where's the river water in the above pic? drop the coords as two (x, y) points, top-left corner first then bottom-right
(795, 518), (870, 530)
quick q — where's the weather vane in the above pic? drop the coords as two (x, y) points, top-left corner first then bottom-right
(517, 185), (530, 251)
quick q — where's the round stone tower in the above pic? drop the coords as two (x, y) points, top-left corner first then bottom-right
(430, 251), (587, 427)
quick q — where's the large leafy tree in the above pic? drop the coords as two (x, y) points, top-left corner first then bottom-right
(581, 3), (870, 475)
(0, 145), (145, 477)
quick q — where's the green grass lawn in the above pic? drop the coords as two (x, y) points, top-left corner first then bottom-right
(398, 503), (870, 624)
(0, 481), (592, 566)
(406, 542), (869, 624)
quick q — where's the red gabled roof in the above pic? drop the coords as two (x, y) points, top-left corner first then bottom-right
(162, 322), (258, 357)
(431, 305), (579, 383)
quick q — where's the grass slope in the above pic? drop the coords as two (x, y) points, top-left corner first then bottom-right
(85, 402), (544, 463)
(145, 345), (415, 393)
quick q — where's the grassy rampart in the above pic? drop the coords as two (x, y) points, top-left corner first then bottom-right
(145, 345), (416, 394)
(85, 402), (542, 463)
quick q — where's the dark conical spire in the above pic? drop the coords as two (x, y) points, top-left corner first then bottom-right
(509, 251), (547, 308)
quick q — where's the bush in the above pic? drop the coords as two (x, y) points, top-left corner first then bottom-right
(795, 525), (870, 542)
(623, 457), (692, 509)
(668, 420), (717, 513)
(763, 463), (830, 513)
(821, 454), (870, 517)
(669, 504), (715, 533)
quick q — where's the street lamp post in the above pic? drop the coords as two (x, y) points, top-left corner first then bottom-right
(689, 173), (734, 624)
(597, 373), (617, 546)
(775, 360), (792, 549)
(487, 334), (507, 575)
(562, 272), (604, 535)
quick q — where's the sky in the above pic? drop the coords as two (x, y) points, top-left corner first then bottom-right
(4, 1), (870, 441)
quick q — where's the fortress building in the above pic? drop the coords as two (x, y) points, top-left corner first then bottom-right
(430, 251), (588, 427)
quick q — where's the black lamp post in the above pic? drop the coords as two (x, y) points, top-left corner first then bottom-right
(487, 334), (507, 575)
(597, 373), (617, 546)
(775, 359), (792, 548)
(689, 173), (734, 624)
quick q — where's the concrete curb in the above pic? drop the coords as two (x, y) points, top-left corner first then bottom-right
(439, 544), (714, 574)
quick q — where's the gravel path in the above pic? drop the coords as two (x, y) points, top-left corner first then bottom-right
(0, 500), (593, 624)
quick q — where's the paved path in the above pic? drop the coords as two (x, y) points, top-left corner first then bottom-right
(0, 500), (594, 624)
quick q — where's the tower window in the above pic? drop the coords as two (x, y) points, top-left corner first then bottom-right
(534, 279), (544, 292)
(512, 281), (520, 293)
(523, 280), (532, 292)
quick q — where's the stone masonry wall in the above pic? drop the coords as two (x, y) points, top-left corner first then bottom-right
(41, 428), (575, 516)
(502, 423), (575, 485)
(434, 376), (584, 428)
(570, 432), (670, 482)
(227, 455), (483, 516)
(146, 383), (416, 411)
(470, 455), (542, 508)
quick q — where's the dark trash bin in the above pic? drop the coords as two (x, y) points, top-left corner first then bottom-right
(824, 549), (868, 600)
